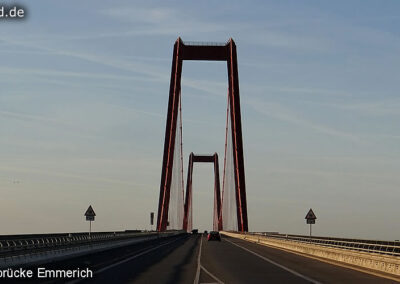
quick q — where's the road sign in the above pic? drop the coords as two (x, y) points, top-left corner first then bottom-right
(84, 205), (96, 238)
(85, 205), (96, 221)
(305, 208), (316, 237)
(305, 208), (316, 221)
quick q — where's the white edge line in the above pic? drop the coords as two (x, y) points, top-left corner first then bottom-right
(67, 236), (184, 284)
(194, 235), (203, 284)
(224, 238), (322, 284)
(200, 264), (225, 284)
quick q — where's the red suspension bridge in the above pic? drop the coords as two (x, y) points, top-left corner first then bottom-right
(182, 153), (222, 232)
(157, 38), (248, 232)
(1, 37), (395, 284)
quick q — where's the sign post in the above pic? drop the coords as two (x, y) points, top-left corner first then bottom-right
(84, 205), (96, 239)
(305, 208), (316, 237)
(150, 212), (154, 231)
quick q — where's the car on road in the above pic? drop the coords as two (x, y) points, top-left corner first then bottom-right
(207, 231), (221, 241)
(191, 229), (198, 234)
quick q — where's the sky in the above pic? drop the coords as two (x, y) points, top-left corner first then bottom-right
(0, 0), (399, 240)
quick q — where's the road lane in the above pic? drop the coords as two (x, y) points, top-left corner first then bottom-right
(216, 235), (399, 284)
(16, 233), (399, 284)
(199, 235), (312, 284)
(82, 234), (199, 284)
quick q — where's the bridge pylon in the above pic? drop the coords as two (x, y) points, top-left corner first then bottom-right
(157, 38), (248, 232)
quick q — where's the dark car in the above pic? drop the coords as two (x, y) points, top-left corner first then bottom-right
(191, 229), (198, 234)
(207, 231), (221, 241)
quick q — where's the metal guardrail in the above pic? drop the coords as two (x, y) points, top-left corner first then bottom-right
(0, 230), (180, 258)
(242, 232), (400, 257)
(0, 230), (185, 268)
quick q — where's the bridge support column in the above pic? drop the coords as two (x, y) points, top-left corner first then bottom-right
(157, 38), (248, 232)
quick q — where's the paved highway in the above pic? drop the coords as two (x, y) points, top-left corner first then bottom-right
(199, 236), (398, 284)
(22, 234), (398, 283)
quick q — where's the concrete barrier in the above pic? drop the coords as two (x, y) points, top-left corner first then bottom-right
(221, 231), (400, 278)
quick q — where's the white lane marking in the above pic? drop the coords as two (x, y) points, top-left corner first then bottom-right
(197, 236), (225, 284)
(224, 238), (322, 284)
(200, 264), (225, 284)
(67, 236), (184, 284)
(194, 235), (203, 284)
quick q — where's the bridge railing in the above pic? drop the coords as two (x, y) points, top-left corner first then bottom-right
(0, 231), (179, 257)
(242, 232), (400, 257)
(0, 230), (185, 268)
(183, 41), (228, 46)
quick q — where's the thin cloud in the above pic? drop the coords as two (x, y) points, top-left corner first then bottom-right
(0, 66), (150, 82)
(246, 98), (365, 145)
(0, 164), (154, 189)
(0, 37), (230, 99)
(0, 110), (72, 127)
(0, 37), (169, 80)
(1, 36), (367, 146)
(244, 29), (333, 52)
(241, 84), (355, 99)
(99, 7), (227, 36)
(98, 6), (332, 52)
(327, 100), (400, 116)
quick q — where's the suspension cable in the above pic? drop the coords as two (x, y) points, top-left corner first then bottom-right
(221, 89), (230, 224)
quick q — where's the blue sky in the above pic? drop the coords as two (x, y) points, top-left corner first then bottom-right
(0, 0), (399, 239)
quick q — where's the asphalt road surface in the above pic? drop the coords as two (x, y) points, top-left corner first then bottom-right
(17, 234), (399, 283)
(199, 235), (398, 284)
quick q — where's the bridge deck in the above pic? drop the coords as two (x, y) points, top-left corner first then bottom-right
(22, 234), (398, 283)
